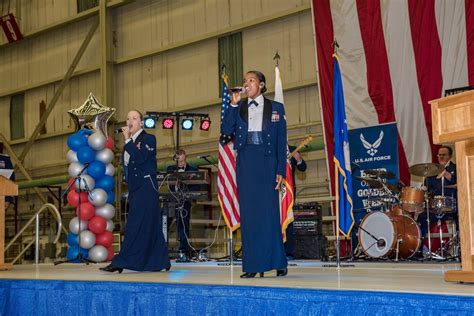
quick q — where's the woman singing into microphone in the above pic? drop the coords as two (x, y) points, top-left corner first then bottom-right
(100, 110), (170, 273)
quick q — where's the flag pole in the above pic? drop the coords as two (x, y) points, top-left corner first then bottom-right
(335, 163), (341, 268)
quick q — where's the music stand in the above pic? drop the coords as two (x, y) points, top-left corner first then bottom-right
(55, 163), (95, 265)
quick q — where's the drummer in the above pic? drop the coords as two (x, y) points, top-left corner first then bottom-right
(418, 145), (458, 239)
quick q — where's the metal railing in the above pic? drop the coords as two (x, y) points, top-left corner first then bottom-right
(5, 203), (62, 265)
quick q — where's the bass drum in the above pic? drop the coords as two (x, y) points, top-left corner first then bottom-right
(358, 212), (421, 259)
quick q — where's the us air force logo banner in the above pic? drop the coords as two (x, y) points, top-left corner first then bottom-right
(348, 123), (399, 217)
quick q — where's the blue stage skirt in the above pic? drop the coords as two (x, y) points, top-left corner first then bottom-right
(112, 179), (170, 271)
(237, 144), (287, 273)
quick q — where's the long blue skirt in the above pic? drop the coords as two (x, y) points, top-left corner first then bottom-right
(112, 180), (170, 271)
(237, 145), (287, 273)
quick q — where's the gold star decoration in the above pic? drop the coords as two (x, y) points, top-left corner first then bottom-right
(68, 93), (116, 137)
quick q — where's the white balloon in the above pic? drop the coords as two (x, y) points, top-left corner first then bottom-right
(96, 148), (114, 164)
(89, 188), (108, 206)
(68, 162), (86, 177)
(95, 204), (115, 220)
(88, 132), (106, 151)
(78, 174), (95, 191)
(105, 163), (115, 176)
(106, 219), (115, 232)
(88, 245), (108, 263)
(69, 217), (88, 234)
(79, 230), (96, 249)
(67, 150), (78, 163)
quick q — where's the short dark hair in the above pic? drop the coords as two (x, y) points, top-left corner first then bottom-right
(439, 145), (453, 156)
(176, 149), (186, 156)
(246, 70), (267, 93)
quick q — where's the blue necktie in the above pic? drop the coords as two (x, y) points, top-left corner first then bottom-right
(248, 100), (258, 107)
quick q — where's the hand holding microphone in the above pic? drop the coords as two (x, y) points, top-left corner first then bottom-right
(115, 126), (131, 139)
(230, 86), (246, 104)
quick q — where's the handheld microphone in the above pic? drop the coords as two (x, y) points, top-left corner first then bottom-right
(197, 155), (210, 159)
(229, 87), (246, 93)
(114, 127), (125, 134)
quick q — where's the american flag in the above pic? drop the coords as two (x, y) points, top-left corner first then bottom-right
(312, 0), (473, 195)
(217, 77), (240, 231)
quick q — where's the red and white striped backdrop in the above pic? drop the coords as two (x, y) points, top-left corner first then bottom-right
(312, 0), (474, 191)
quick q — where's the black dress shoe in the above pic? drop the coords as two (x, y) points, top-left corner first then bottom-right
(240, 272), (264, 278)
(276, 268), (288, 277)
(99, 264), (123, 273)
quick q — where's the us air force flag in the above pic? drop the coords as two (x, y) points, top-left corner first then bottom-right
(348, 123), (399, 217)
(333, 55), (354, 237)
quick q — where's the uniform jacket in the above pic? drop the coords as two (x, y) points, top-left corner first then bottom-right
(221, 97), (287, 177)
(122, 130), (157, 193)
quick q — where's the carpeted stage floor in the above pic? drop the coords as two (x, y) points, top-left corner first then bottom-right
(1, 260), (473, 315)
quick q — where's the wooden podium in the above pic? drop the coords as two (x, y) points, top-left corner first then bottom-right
(0, 175), (17, 270)
(430, 90), (474, 283)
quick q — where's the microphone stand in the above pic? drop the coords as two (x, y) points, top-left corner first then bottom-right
(55, 163), (95, 265)
(201, 156), (240, 267)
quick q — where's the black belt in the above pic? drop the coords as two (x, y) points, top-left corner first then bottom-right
(247, 131), (263, 145)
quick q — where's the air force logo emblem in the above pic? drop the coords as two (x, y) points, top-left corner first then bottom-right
(360, 131), (384, 157)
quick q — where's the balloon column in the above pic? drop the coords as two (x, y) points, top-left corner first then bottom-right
(65, 94), (116, 263)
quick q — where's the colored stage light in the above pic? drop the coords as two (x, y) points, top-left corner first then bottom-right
(200, 118), (211, 131)
(162, 118), (174, 129)
(181, 118), (194, 130)
(144, 116), (156, 129)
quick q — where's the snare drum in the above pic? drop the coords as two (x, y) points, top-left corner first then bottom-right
(358, 211), (421, 259)
(400, 186), (425, 212)
(429, 196), (455, 213)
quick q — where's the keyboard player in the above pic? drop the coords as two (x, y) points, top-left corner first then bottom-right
(166, 149), (199, 261)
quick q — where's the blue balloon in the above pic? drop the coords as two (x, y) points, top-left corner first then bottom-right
(96, 175), (114, 191)
(66, 246), (89, 262)
(66, 232), (78, 246)
(77, 129), (94, 136)
(77, 146), (96, 165)
(106, 190), (115, 204)
(67, 133), (88, 151)
(88, 161), (106, 180)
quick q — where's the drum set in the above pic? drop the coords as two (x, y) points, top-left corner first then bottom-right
(355, 163), (458, 261)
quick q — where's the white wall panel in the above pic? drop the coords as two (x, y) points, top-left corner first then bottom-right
(0, 17), (99, 95)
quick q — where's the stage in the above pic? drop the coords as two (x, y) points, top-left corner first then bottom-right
(0, 260), (473, 315)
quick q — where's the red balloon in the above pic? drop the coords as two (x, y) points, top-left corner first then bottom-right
(105, 137), (114, 150)
(67, 177), (77, 191)
(76, 202), (95, 220)
(88, 216), (107, 234)
(106, 246), (115, 261)
(96, 231), (114, 248)
(67, 190), (89, 207)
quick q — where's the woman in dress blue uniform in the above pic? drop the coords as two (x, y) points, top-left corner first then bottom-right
(222, 71), (288, 278)
(100, 110), (170, 273)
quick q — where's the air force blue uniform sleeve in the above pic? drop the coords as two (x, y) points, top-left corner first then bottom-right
(275, 102), (287, 177)
(124, 132), (157, 192)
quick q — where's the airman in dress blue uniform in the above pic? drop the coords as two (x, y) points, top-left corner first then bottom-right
(0, 143), (15, 209)
(166, 149), (198, 261)
(221, 70), (288, 278)
(100, 110), (170, 273)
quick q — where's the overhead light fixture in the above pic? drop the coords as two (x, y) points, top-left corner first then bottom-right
(200, 118), (211, 131)
(181, 118), (194, 130)
(144, 116), (156, 129)
(162, 118), (174, 129)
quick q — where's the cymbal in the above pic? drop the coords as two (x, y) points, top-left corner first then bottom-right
(354, 176), (383, 188)
(364, 169), (395, 179)
(409, 163), (444, 177)
(386, 184), (401, 193)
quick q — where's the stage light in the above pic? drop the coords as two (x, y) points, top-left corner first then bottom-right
(162, 118), (174, 129)
(181, 118), (194, 130)
(144, 116), (156, 129)
(200, 118), (211, 131)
